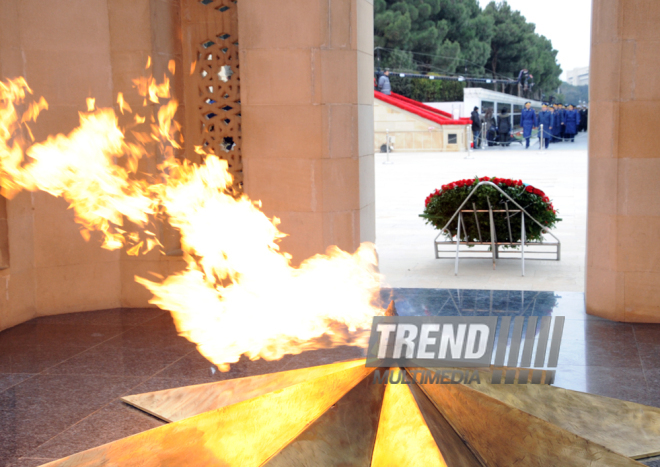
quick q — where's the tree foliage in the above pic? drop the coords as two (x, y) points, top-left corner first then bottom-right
(374, 0), (562, 95)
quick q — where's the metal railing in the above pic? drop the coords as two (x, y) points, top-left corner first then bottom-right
(420, 181), (561, 276)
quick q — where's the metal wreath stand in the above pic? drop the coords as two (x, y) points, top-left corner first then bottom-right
(423, 181), (561, 276)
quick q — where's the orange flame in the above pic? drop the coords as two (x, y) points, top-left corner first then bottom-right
(0, 71), (382, 370)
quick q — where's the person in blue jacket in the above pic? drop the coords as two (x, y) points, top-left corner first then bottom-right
(537, 103), (553, 149)
(557, 103), (566, 141)
(551, 104), (562, 143)
(563, 104), (579, 142)
(520, 101), (537, 149)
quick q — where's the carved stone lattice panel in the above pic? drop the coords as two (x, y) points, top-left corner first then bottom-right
(182, 0), (242, 191)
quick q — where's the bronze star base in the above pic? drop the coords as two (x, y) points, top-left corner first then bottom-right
(37, 358), (660, 466)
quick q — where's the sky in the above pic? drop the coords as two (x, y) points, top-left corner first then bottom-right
(478, 0), (592, 80)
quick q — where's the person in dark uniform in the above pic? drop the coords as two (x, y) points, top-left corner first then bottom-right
(579, 106), (588, 132)
(548, 105), (558, 144)
(497, 108), (511, 146)
(520, 101), (537, 149)
(537, 103), (553, 149)
(557, 103), (566, 141)
(471, 106), (482, 149)
(484, 107), (497, 146)
(563, 104), (579, 142)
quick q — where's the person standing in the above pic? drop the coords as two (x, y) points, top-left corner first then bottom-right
(471, 106), (482, 149)
(549, 106), (559, 144)
(377, 70), (391, 95)
(520, 102), (537, 149)
(557, 103), (566, 141)
(484, 107), (497, 146)
(497, 108), (511, 146)
(563, 104), (579, 142)
(537, 103), (552, 149)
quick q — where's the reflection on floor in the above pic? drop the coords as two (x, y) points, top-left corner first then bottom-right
(0, 288), (659, 466)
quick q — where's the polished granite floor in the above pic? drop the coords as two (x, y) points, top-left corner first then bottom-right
(0, 288), (659, 466)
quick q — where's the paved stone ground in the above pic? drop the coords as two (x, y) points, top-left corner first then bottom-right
(376, 131), (588, 292)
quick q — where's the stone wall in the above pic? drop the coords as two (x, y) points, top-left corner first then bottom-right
(0, 0), (375, 330)
(239, 0), (375, 264)
(374, 100), (467, 152)
(587, 0), (660, 322)
(0, 0), (185, 330)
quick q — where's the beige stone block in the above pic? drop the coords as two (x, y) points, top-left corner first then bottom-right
(358, 104), (374, 157)
(242, 105), (323, 160)
(619, 40), (636, 99)
(589, 41), (621, 103)
(587, 157), (618, 215)
(8, 214), (34, 273)
(270, 211), (325, 265)
(151, 0), (182, 56)
(623, 271), (660, 322)
(242, 49), (312, 105)
(356, 0), (374, 55)
(586, 213), (616, 270)
(245, 158), (321, 212)
(396, 121), (415, 132)
(585, 267), (624, 321)
(622, 0), (660, 41)
(322, 157), (360, 212)
(32, 193), (120, 268)
(592, 0), (621, 44)
(7, 192), (35, 220)
(0, 0), (21, 48)
(359, 154), (375, 209)
(616, 158), (660, 216)
(0, 218), (8, 270)
(35, 261), (121, 315)
(323, 210), (358, 253)
(587, 100), (618, 158)
(120, 258), (184, 307)
(329, 0), (352, 48)
(618, 101), (657, 159)
(28, 106), (83, 144)
(107, 0), (152, 52)
(324, 104), (358, 159)
(0, 46), (26, 79)
(359, 202), (376, 244)
(357, 50), (375, 106)
(24, 51), (114, 108)
(239, 0), (327, 49)
(19, 0), (112, 52)
(616, 216), (660, 272)
(632, 41), (660, 100)
(0, 276), (8, 331)
(110, 51), (152, 76)
(4, 269), (36, 330)
(319, 50), (357, 104)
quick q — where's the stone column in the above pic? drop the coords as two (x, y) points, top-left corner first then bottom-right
(587, 0), (660, 322)
(239, 0), (375, 264)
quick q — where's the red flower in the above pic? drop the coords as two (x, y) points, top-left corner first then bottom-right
(516, 180), (523, 186)
(466, 179), (474, 186)
(480, 176), (489, 182)
(456, 180), (464, 188)
(542, 196), (550, 203)
(533, 188), (543, 196)
(505, 179), (513, 186)
(525, 186), (534, 193)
